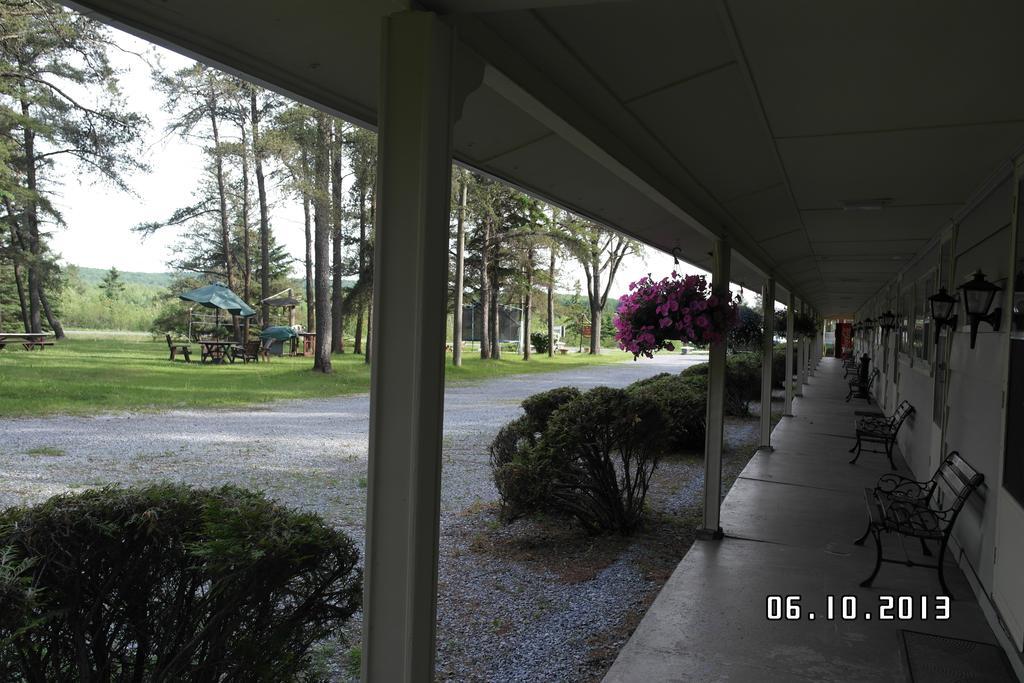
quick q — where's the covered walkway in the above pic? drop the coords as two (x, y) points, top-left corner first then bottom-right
(607, 357), (1003, 682)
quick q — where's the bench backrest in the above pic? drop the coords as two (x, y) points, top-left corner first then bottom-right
(930, 451), (984, 519)
(889, 400), (914, 433)
(865, 367), (880, 389)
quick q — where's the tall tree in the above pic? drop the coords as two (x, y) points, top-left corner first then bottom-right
(1, 0), (147, 336)
(452, 170), (467, 366)
(562, 217), (641, 354)
(311, 111), (332, 372)
(249, 86), (274, 328)
(344, 126), (376, 356)
(330, 119), (345, 353)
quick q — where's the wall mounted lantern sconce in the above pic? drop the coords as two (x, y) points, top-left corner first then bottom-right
(928, 287), (958, 344)
(958, 270), (1002, 349)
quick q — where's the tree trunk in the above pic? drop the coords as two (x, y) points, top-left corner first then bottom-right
(589, 252), (601, 355)
(523, 248), (533, 360)
(312, 113), (333, 372)
(21, 98), (41, 333)
(239, 123), (251, 341)
(208, 92), (238, 340)
(13, 256), (30, 333)
(6, 220), (31, 333)
(364, 297), (372, 365)
(39, 287), (64, 339)
(252, 89), (271, 329)
(302, 150), (314, 332)
(547, 249), (555, 357)
(240, 124), (251, 303)
(480, 217), (491, 359)
(490, 266), (501, 360)
(354, 183), (368, 355)
(453, 179), (466, 366)
(331, 121), (345, 353)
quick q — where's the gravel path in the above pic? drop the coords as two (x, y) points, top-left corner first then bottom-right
(0, 353), (706, 681)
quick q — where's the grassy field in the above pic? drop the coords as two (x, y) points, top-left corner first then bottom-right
(0, 333), (634, 417)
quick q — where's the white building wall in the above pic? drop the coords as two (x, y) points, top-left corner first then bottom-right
(855, 170), (1020, 663)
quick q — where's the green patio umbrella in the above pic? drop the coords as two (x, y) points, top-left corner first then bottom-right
(179, 283), (256, 318)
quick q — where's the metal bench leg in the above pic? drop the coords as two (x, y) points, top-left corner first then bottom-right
(919, 537), (932, 557)
(937, 538), (953, 599)
(853, 520), (871, 546)
(885, 440), (897, 470)
(859, 528), (884, 587)
(849, 435), (863, 463)
(845, 387), (854, 402)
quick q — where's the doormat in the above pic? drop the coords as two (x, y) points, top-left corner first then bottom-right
(901, 630), (1016, 683)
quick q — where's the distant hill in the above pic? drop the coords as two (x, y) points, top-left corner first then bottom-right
(70, 266), (174, 289)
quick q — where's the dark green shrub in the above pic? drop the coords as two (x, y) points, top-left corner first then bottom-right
(541, 387), (666, 534)
(520, 386), (581, 431)
(0, 484), (361, 682)
(490, 387), (581, 520)
(530, 332), (550, 355)
(680, 353), (763, 416)
(628, 373), (706, 452)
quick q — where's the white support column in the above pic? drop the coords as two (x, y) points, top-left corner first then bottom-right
(784, 293), (795, 416)
(362, 12), (468, 682)
(807, 309), (816, 376)
(797, 302), (807, 393)
(699, 239), (729, 540)
(760, 278), (775, 450)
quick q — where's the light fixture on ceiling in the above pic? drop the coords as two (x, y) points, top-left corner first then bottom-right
(841, 198), (890, 212)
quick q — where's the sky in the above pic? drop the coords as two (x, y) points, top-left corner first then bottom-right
(44, 27), (690, 301)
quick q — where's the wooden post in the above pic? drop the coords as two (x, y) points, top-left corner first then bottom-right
(699, 239), (730, 540)
(760, 278), (775, 450)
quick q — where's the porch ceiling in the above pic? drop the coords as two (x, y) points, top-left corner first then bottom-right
(63, 0), (1024, 315)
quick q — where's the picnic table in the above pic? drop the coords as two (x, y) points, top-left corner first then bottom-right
(198, 339), (238, 364)
(0, 332), (55, 351)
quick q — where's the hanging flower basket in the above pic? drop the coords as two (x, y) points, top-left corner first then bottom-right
(614, 272), (740, 359)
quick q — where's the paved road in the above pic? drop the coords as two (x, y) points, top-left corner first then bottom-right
(0, 353), (700, 517)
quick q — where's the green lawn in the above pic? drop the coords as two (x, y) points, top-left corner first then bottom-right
(0, 334), (633, 417)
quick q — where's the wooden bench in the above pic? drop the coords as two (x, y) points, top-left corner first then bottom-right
(845, 367), (879, 403)
(854, 451), (983, 597)
(849, 400), (914, 470)
(166, 334), (192, 362)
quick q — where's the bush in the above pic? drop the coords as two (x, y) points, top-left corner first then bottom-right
(521, 386), (581, 430)
(681, 352), (763, 416)
(627, 373), (706, 452)
(530, 332), (550, 355)
(0, 484), (362, 682)
(541, 387), (666, 534)
(490, 387), (581, 520)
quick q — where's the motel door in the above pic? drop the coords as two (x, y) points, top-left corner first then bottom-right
(995, 168), (1024, 650)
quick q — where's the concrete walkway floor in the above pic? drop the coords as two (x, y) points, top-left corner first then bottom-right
(605, 357), (1004, 682)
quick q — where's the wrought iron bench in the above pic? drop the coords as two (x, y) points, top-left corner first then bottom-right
(854, 451), (983, 597)
(842, 355), (861, 378)
(849, 400), (914, 470)
(845, 367), (879, 403)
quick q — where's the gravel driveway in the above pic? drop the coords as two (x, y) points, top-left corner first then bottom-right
(1, 353), (706, 681)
